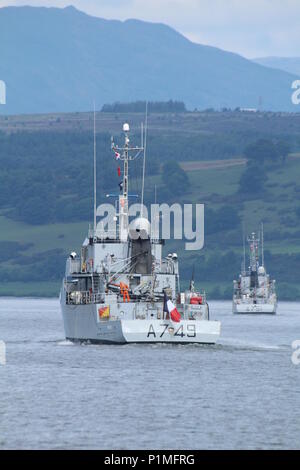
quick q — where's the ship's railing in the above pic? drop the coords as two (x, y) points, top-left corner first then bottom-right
(96, 232), (119, 241)
(88, 226), (119, 239)
(66, 291), (103, 305)
(132, 309), (208, 321)
(159, 259), (175, 274)
(233, 295), (276, 304)
(150, 238), (164, 245)
(69, 259), (82, 274)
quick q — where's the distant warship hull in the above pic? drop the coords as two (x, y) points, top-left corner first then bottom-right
(61, 303), (221, 344)
(233, 302), (277, 314)
(233, 230), (277, 315)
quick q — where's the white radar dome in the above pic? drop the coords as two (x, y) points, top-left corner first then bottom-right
(258, 266), (265, 275)
(129, 217), (151, 240)
(123, 123), (130, 132)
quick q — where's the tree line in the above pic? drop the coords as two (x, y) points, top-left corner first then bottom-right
(238, 139), (291, 195)
(101, 100), (186, 113)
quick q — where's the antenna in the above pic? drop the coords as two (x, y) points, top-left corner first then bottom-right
(141, 101), (148, 217)
(152, 184), (158, 239)
(261, 222), (264, 267)
(141, 121), (144, 149)
(242, 222), (246, 273)
(247, 230), (259, 271)
(190, 264), (195, 291)
(93, 102), (97, 237)
(111, 122), (144, 241)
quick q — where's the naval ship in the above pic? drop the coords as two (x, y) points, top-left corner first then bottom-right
(233, 228), (277, 314)
(60, 121), (221, 344)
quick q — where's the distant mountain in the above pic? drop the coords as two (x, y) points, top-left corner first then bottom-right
(254, 57), (300, 77)
(0, 5), (298, 114)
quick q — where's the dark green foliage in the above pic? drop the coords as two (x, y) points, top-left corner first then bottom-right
(244, 138), (291, 166)
(238, 137), (290, 195)
(244, 139), (280, 164)
(148, 131), (250, 162)
(0, 249), (66, 282)
(205, 205), (241, 234)
(0, 130), (222, 225)
(0, 131), (120, 224)
(276, 140), (291, 163)
(238, 162), (266, 195)
(102, 100), (186, 113)
(0, 241), (33, 262)
(161, 161), (189, 197)
(264, 250), (300, 285)
(277, 283), (300, 301)
(295, 207), (300, 219)
(0, 130), (238, 226)
(181, 250), (241, 282)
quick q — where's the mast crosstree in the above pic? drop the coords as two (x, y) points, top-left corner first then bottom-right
(111, 123), (144, 241)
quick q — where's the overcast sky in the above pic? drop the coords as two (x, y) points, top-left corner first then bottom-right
(0, 0), (299, 58)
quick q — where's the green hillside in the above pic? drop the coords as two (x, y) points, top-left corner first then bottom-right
(1, 155), (300, 299)
(1, 109), (300, 299)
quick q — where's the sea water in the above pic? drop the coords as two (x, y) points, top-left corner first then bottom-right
(0, 298), (299, 449)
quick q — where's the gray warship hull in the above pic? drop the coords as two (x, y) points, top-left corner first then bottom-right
(233, 230), (277, 315)
(232, 301), (277, 314)
(61, 301), (221, 344)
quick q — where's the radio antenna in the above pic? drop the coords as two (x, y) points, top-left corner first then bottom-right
(261, 222), (264, 267)
(141, 101), (148, 217)
(93, 102), (97, 237)
(242, 222), (246, 273)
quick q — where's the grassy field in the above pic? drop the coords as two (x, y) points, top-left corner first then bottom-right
(0, 215), (87, 254)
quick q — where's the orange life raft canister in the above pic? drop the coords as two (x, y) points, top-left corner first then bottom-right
(190, 296), (203, 305)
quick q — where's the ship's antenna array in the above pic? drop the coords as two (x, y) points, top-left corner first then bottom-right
(261, 222), (264, 267)
(242, 223), (246, 274)
(141, 101), (148, 217)
(141, 121), (144, 149)
(110, 121), (144, 240)
(190, 264), (195, 291)
(247, 231), (260, 271)
(93, 102), (97, 237)
(152, 184), (159, 239)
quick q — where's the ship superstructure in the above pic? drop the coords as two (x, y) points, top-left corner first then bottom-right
(233, 229), (277, 314)
(60, 122), (221, 343)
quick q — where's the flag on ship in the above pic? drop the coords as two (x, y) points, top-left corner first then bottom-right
(163, 290), (181, 322)
(98, 306), (110, 321)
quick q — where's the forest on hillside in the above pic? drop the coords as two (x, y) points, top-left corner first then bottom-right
(0, 109), (299, 226)
(1, 109), (300, 298)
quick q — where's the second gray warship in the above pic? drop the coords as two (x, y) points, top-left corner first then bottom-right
(233, 229), (277, 314)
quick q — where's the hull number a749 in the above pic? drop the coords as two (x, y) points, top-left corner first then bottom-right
(147, 323), (196, 338)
